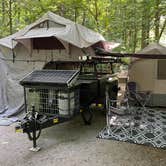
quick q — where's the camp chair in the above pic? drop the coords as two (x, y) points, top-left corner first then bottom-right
(106, 81), (151, 137)
(126, 81), (151, 110)
(105, 81), (136, 135)
(106, 97), (135, 136)
(105, 81), (131, 117)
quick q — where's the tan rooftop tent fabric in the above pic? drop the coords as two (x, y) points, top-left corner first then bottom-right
(0, 11), (105, 52)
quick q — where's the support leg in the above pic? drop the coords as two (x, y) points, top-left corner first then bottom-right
(29, 106), (41, 152)
(29, 129), (41, 152)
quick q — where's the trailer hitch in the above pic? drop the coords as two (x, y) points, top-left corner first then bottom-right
(15, 106), (42, 151)
(15, 106), (67, 151)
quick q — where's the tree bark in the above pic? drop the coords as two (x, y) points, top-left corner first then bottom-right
(74, 7), (77, 22)
(2, 0), (5, 22)
(82, 11), (86, 25)
(132, 0), (138, 53)
(9, 0), (12, 34)
(154, 0), (161, 42)
(141, 0), (150, 48)
(94, 0), (99, 31)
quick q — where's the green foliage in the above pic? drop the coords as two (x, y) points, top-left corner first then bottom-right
(0, 0), (165, 52)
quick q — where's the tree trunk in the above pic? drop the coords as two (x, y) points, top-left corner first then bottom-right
(141, 0), (150, 49)
(2, 0), (5, 22)
(132, 27), (138, 53)
(141, 16), (146, 48)
(74, 7), (77, 22)
(94, 0), (99, 31)
(9, 0), (12, 34)
(132, 0), (138, 53)
(82, 11), (86, 25)
(58, 4), (66, 16)
(154, 0), (161, 42)
(122, 6), (127, 47)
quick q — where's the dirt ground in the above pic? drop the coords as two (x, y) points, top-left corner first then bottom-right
(0, 111), (166, 166)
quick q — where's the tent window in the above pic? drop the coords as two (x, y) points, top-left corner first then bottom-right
(33, 37), (65, 50)
(158, 60), (166, 80)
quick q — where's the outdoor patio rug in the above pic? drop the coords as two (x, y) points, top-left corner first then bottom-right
(98, 108), (166, 149)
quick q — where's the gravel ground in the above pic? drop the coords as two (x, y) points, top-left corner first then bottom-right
(0, 111), (166, 166)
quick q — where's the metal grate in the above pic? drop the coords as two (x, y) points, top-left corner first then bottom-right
(27, 88), (59, 115)
(21, 70), (79, 85)
(26, 87), (80, 117)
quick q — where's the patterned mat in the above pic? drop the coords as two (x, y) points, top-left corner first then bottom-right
(98, 108), (166, 149)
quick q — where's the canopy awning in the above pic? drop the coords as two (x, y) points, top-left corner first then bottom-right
(95, 47), (166, 59)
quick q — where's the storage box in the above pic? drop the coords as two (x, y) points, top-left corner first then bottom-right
(20, 70), (80, 117)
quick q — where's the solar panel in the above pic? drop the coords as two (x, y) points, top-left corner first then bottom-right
(20, 70), (79, 86)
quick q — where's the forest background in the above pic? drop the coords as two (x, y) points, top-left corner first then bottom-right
(0, 0), (165, 53)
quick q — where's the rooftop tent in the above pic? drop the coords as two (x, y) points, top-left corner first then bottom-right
(0, 11), (105, 58)
(129, 43), (166, 106)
